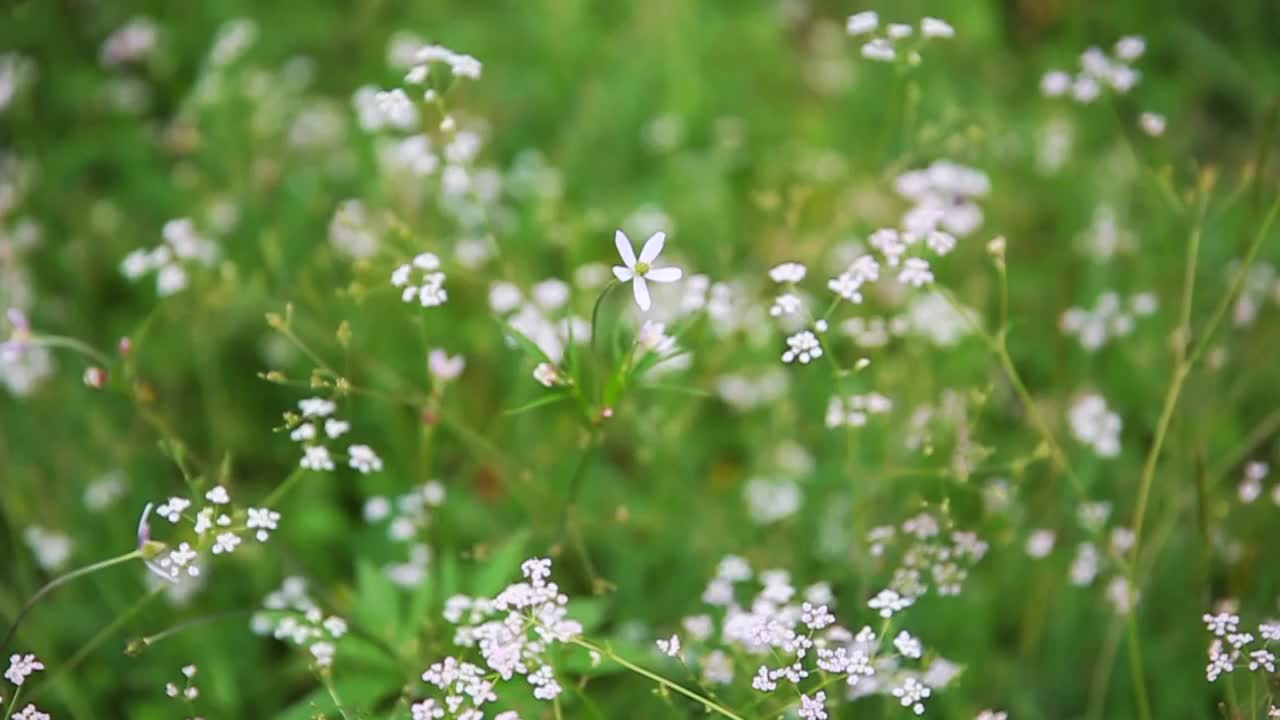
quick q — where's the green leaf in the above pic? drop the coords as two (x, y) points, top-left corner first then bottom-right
(472, 529), (530, 596)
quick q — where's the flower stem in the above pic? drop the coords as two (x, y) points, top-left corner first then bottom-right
(31, 587), (164, 699)
(1, 549), (143, 655)
(319, 670), (354, 720)
(263, 465), (308, 508)
(3, 684), (22, 720)
(589, 281), (618, 357)
(569, 638), (747, 720)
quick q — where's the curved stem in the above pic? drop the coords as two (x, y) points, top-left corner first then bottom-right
(263, 466), (308, 508)
(32, 587), (164, 699)
(1, 549), (143, 655)
(29, 335), (112, 366)
(569, 637), (747, 720)
(589, 282), (618, 357)
(126, 608), (251, 656)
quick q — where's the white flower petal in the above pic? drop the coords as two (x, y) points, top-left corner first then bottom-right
(614, 229), (636, 267)
(633, 275), (651, 311)
(638, 231), (666, 264)
(612, 265), (635, 281)
(644, 266), (682, 283)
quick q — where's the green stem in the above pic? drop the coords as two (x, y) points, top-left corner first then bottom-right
(263, 466), (308, 508)
(4, 684), (22, 720)
(126, 608), (252, 656)
(29, 335), (113, 366)
(589, 282), (618, 357)
(1, 549), (143, 655)
(31, 587), (164, 699)
(319, 671), (354, 720)
(569, 638), (746, 720)
(1124, 615), (1153, 720)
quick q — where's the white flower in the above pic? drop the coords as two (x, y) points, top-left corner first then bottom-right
(310, 641), (336, 667)
(798, 691), (828, 720)
(1026, 529), (1056, 558)
(1115, 35), (1146, 61)
(770, 293), (803, 317)
(11, 705), (50, 720)
(846, 11), (878, 36)
(892, 677), (931, 715)
(612, 230), (683, 312)
(532, 362), (561, 388)
(348, 444), (384, 474)
(247, 507), (280, 542)
(324, 418), (350, 439)
(392, 253), (448, 307)
(1139, 112), (1166, 137)
(1068, 394), (1122, 457)
(212, 532), (241, 555)
(1041, 70), (1072, 97)
(301, 445), (335, 471)
(428, 349), (465, 382)
(887, 23), (913, 39)
(781, 330), (822, 364)
(656, 634), (681, 657)
(5, 653), (44, 685)
(769, 262), (807, 283)
(894, 630), (923, 659)
(205, 485), (230, 505)
(898, 257), (934, 287)
(869, 588), (912, 618)
(921, 17), (955, 39)
(1204, 612), (1239, 637)
(861, 39), (896, 62)
(299, 397), (336, 418)
(637, 321), (675, 353)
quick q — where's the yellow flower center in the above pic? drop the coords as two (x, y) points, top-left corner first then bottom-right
(634, 262), (650, 275)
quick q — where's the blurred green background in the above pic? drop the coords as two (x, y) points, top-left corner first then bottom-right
(3, 0), (1280, 718)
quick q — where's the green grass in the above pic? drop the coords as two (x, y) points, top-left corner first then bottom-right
(2, 1), (1280, 718)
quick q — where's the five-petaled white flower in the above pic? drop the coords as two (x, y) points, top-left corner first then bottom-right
(612, 230), (682, 312)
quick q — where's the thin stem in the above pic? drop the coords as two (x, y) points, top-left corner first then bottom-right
(126, 608), (252, 655)
(589, 282), (618, 357)
(29, 335), (112, 366)
(31, 587), (164, 699)
(4, 684), (22, 720)
(1, 549), (143, 655)
(569, 638), (747, 720)
(319, 671), (355, 720)
(263, 466), (309, 508)
(1124, 615), (1153, 720)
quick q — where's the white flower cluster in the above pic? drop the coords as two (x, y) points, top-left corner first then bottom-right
(1236, 461), (1279, 505)
(364, 480), (446, 587)
(866, 513), (989, 599)
(716, 368), (789, 412)
(5, 653), (44, 686)
(1041, 36), (1145, 103)
(288, 397), (383, 474)
(328, 199), (382, 259)
(100, 16), (159, 67)
(744, 447), (813, 525)
(405, 44), (483, 84)
(846, 12), (955, 64)
(1202, 610), (1280, 683)
(417, 558), (581, 716)
(1231, 262), (1280, 328)
(164, 664), (200, 702)
(1067, 393), (1122, 458)
(392, 252), (449, 307)
(491, 278), (590, 367)
(251, 577), (349, 668)
(895, 160), (990, 238)
(23, 524), (71, 571)
(120, 218), (219, 296)
(141, 484), (280, 584)
(1060, 291), (1158, 351)
(825, 392), (892, 429)
(1, 654), (50, 720)
(684, 557), (958, 717)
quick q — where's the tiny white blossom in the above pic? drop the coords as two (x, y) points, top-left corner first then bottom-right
(301, 445), (335, 471)
(212, 531), (241, 555)
(846, 11), (878, 36)
(5, 653), (44, 686)
(612, 230), (683, 312)
(656, 634), (681, 657)
(782, 330), (822, 364)
(348, 444), (384, 474)
(769, 262), (807, 283)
